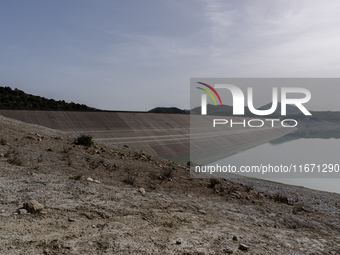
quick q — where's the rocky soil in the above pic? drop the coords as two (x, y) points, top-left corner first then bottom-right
(0, 115), (340, 254)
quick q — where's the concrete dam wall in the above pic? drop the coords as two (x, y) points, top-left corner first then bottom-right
(0, 110), (294, 163)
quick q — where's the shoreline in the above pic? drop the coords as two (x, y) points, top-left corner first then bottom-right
(220, 173), (340, 217)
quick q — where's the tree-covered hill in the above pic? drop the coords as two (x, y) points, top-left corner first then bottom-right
(0, 87), (99, 111)
(148, 107), (189, 114)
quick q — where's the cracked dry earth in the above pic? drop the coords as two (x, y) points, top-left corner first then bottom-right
(0, 115), (340, 255)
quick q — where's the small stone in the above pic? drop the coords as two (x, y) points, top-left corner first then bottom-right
(91, 225), (96, 228)
(68, 218), (76, 222)
(0, 210), (5, 213)
(238, 244), (249, 251)
(176, 241), (181, 245)
(17, 209), (27, 214)
(38, 138), (42, 141)
(23, 200), (44, 214)
(232, 235), (238, 241)
(139, 188), (146, 195)
(86, 177), (94, 182)
(93, 180), (100, 184)
(224, 247), (233, 254)
(0, 153), (4, 157)
(198, 210), (206, 215)
(276, 244), (281, 248)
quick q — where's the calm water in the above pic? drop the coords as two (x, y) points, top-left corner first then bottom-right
(213, 127), (340, 194)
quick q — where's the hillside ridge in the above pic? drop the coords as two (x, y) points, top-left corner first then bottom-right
(0, 86), (99, 111)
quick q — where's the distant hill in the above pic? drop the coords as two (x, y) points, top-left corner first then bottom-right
(259, 102), (301, 114)
(0, 86), (99, 111)
(191, 103), (340, 121)
(191, 104), (281, 118)
(191, 102), (300, 116)
(148, 107), (189, 114)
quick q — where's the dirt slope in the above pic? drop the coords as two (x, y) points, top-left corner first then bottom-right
(0, 115), (340, 254)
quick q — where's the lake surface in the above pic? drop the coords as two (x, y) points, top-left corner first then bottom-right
(212, 126), (340, 194)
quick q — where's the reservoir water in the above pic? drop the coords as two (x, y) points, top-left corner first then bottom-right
(212, 126), (340, 194)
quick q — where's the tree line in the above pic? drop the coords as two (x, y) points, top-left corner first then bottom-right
(0, 87), (99, 111)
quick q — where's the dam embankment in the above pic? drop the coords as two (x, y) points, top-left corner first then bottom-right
(0, 110), (294, 162)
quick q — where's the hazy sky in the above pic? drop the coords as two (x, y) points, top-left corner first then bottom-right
(1, 0), (340, 111)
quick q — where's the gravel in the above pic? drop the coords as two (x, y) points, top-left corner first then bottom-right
(222, 173), (340, 217)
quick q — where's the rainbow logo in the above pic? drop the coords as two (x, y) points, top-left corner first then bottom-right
(196, 82), (223, 106)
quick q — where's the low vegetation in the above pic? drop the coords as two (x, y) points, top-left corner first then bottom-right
(0, 86), (99, 111)
(123, 169), (136, 185)
(7, 156), (23, 166)
(74, 135), (94, 147)
(209, 178), (220, 188)
(148, 107), (189, 114)
(0, 138), (6, 145)
(273, 193), (289, 204)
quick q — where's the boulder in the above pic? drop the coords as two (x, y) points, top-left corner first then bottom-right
(23, 200), (44, 214)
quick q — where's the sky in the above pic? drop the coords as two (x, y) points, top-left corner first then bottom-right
(1, 0), (340, 111)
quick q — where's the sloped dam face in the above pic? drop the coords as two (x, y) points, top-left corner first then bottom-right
(0, 110), (294, 163)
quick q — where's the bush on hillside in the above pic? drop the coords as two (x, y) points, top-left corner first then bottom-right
(74, 135), (94, 147)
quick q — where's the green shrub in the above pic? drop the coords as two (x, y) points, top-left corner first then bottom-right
(74, 135), (94, 147)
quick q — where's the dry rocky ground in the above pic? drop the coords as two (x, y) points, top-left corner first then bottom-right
(0, 115), (340, 255)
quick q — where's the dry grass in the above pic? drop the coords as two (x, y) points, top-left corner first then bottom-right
(38, 154), (43, 162)
(4, 148), (19, 158)
(0, 137), (6, 145)
(123, 169), (136, 185)
(8, 156), (23, 166)
(62, 147), (71, 154)
(244, 184), (253, 193)
(209, 178), (220, 188)
(225, 185), (238, 194)
(273, 193), (289, 204)
(162, 167), (174, 179)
